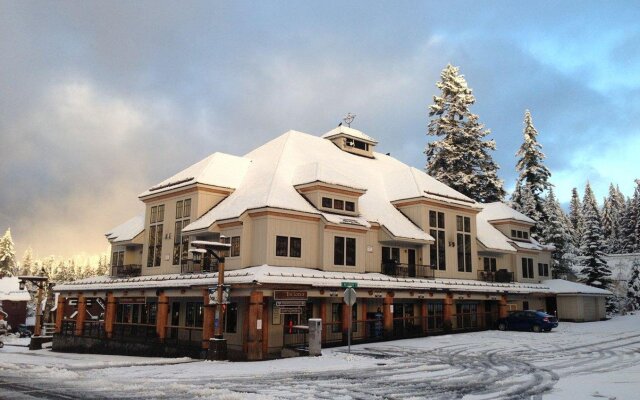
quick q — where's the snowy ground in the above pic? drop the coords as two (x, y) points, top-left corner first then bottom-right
(1, 315), (640, 399)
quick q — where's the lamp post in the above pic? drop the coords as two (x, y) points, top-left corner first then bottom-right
(190, 239), (231, 360)
(18, 268), (49, 338)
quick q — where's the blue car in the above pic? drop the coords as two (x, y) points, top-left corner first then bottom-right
(497, 310), (559, 333)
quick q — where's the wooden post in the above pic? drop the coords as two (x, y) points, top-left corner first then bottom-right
(34, 284), (44, 336)
(104, 292), (116, 339)
(54, 295), (66, 334)
(214, 260), (225, 338)
(383, 292), (393, 337)
(156, 292), (169, 342)
(499, 294), (508, 318)
(261, 298), (269, 358)
(477, 301), (486, 329)
(443, 293), (453, 332)
(320, 300), (327, 344)
(247, 291), (264, 361)
(202, 289), (214, 350)
(75, 295), (86, 336)
(421, 300), (428, 333)
(341, 301), (350, 345)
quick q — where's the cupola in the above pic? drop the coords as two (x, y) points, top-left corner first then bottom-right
(321, 125), (378, 158)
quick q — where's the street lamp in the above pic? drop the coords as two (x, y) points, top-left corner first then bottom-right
(190, 239), (231, 360)
(18, 268), (49, 338)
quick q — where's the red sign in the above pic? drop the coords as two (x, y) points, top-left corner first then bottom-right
(274, 290), (307, 301)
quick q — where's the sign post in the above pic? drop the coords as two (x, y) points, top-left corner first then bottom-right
(343, 287), (357, 353)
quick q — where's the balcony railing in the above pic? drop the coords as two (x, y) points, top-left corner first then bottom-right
(111, 264), (142, 278)
(382, 262), (435, 279)
(477, 269), (514, 283)
(181, 259), (218, 274)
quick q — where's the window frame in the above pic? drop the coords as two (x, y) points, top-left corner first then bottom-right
(522, 257), (534, 279)
(456, 215), (472, 273)
(429, 210), (446, 271)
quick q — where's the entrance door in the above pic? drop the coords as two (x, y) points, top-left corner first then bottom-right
(408, 249), (416, 277)
(545, 296), (557, 316)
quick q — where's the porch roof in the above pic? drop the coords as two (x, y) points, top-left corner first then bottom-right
(54, 265), (560, 295)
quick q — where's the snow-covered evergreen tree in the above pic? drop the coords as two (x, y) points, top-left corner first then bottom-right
(96, 254), (108, 276)
(0, 228), (16, 277)
(541, 188), (573, 277)
(511, 110), (552, 221)
(602, 184), (627, 254)
(568, 187), (584, 249)
(627, 259), (640, 311)
(580, 183), (612, 289)
(627, 180), (640, 252)
(20, 247), (34, 276)
(425, 64), (505, 203)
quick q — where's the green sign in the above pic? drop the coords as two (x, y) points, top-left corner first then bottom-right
(341, 281), (358, 288)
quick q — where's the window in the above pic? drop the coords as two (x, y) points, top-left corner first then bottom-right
(112, 251), (124, 267)
(276, 236), (288, 256)
(185, 302), (204, 327)
(334, 236), (356, 266)
(429, 211), (446, 270)
(345, 201), (355, 212)
(483, 257), (497, 272)
(382, 247), (400, 263)
(426, 302), (444, 330)
(225, 303), (238, 333)
(320, 196), (356, 213)
(511, 229), (530, 240)
(275, 236), (301, 258)
(456, 216), (472, 272)
(176, 201), (183, 219)
(230, 236), (241, 257)
(353, 140), (368, 151)
(172, 198), (192, 266)
(334, 199), (344, 210)
(538, 263), (549, 277)
(522, 258), (534, 278)
(147, 206), (164, 268)
(290, 237), (301, 258)
(183, 199), (191, 218)
(331, 303), (342, 333)
(322, 197), (332, 208)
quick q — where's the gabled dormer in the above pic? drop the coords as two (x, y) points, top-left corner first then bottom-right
(321, 126), (378, 158)
(292, 162), (366, 216)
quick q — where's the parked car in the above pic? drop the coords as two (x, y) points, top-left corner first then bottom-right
(497, 310), (559, 332)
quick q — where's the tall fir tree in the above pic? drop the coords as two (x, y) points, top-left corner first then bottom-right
(568, 187), (584, 249)
(511, 110), (552, 237)
(541, 188), (574, 277)
(580, 183), (612, 289)
(0, 228), (16, 277)
(627, 259), (640, 311)
(425, 64), (505, 203)
(20, 247), (34, 276)
(601, 184), (626, 254)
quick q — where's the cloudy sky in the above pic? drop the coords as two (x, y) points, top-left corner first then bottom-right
(1, 1), (639, 259)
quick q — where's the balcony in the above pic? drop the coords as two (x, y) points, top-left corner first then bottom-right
(181, 259), (219, 274)
(382, 262), (435, 279)
(477, 269), (514, 283)
(111, 264), (142, 278)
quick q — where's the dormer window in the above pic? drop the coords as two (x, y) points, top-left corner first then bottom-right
(322, 126), (378, 158)
(511, 229), (529, 240)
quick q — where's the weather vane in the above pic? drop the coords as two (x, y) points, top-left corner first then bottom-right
(342, 113), (356, 127)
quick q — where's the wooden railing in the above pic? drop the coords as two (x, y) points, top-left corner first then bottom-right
(164, 325), (203, 347)
(477, 269), (514, 283)
(382, 263), (435, 279)
(111, 264), (142, 278)
(181, 260), (218, 274)
(112, 322), (157, 340)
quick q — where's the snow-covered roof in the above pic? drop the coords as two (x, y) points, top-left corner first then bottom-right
(476, 214), (517, 253)
(55, 265), (556, 295)
(292, 162), (366, 192)
(182, 130), (471, 242)
(0, 277), (31, 302)
(480, 202), (536, 224)
(542, 279), (611, 296)
(139, 152), (252, 198)
(321, 126), (378, 144)
(511, 238), (555, 252)
(105, 215), (144, 243)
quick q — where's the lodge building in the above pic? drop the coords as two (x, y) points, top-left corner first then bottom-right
(52, 126), (609, 360)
